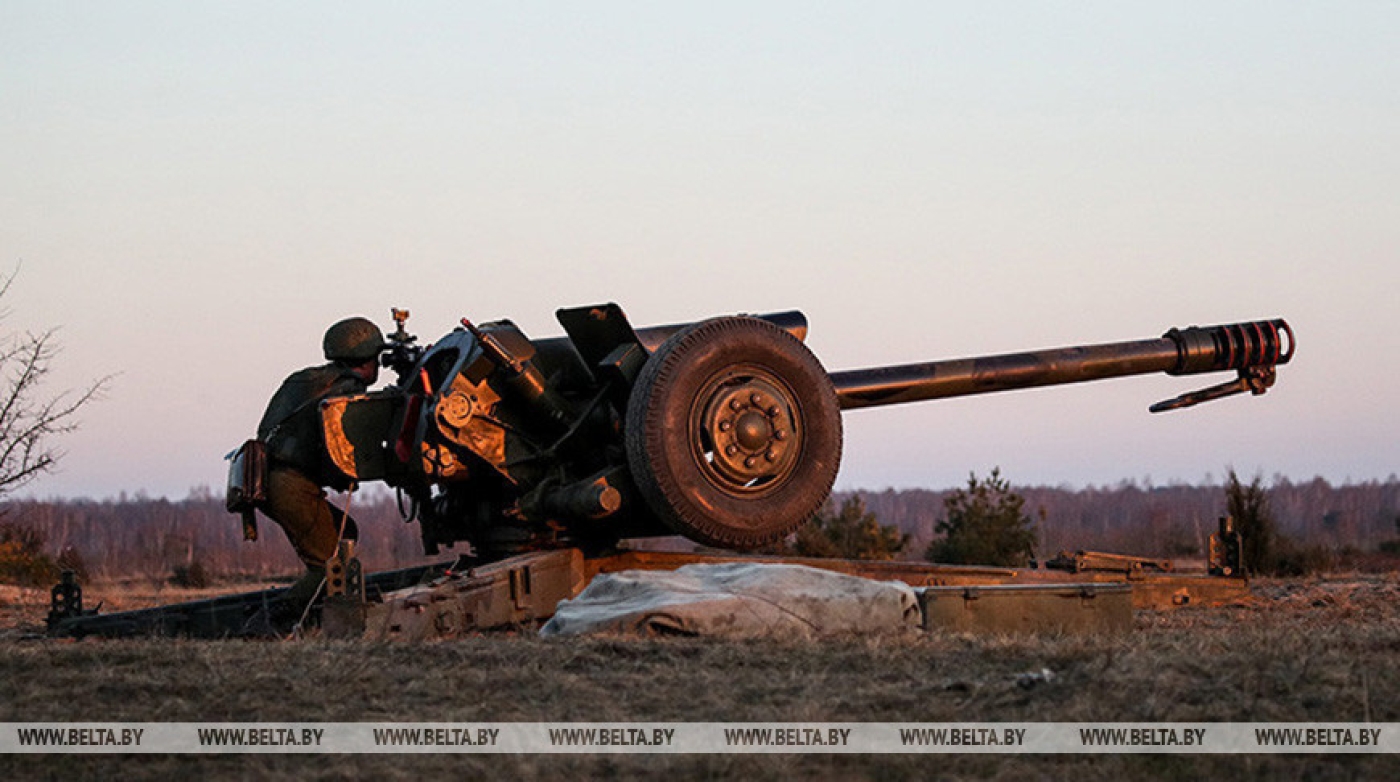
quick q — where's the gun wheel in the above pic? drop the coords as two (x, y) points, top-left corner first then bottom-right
(625, 316), (842, 550)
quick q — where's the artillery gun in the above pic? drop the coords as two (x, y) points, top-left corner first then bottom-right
(318, 305), (1293, 559)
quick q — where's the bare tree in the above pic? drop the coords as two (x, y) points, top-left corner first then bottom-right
(0, 270), (109, 497)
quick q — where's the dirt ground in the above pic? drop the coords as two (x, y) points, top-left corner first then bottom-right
(2, 575), (1399, 780)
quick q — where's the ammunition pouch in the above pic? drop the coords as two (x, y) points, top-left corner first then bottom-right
(225, 439), (268, 540)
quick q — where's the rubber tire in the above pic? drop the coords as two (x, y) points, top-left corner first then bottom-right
(624, 316), (842, 550)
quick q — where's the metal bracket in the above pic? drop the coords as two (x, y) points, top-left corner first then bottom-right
(322, 541), (366, 638)
(1151, 366), (1277, 413)
(46, 570), (95, 627)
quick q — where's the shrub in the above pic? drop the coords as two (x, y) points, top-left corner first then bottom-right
(925, 468), (1036, 567)
(1225, 470), (1338, 577)
(0, 521), (59, 586)
(1271, 540), (1336, 577)
(1226, 470), (1282, 575)
(786, 495), (908, 561)
(170, 560), (210, 589)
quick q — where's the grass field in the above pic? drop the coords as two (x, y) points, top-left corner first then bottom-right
(2, 575), (1398, 780)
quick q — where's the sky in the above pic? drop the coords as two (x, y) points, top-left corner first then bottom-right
(1, 2), (1396, 500)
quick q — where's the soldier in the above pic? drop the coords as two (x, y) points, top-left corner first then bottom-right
(256, 316), (384, 624)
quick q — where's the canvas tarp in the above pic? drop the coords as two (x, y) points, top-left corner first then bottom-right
(539, 562), (921, 639)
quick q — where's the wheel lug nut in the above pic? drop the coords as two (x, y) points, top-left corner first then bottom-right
(744, 456), (758, 468)
(718, 420), (732, 432)
(750, 393), (763, 406)
(765, 449), (778, 462)
(767, 406), (781, 417)
(729, 399), (743, 411)
(773, 430), (787, 441)
(725, 445), (738, 456)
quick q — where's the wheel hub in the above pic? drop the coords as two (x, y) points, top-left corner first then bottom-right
(697, 373), (800, 490)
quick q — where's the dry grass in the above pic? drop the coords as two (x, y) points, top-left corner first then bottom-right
(2, 575), (1399, 780)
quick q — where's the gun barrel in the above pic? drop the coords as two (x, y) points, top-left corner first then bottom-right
(831, 319), (1293, 411)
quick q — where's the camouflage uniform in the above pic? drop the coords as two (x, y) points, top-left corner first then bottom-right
(257, 364), (368, 575)
(256, 317), (383, 616)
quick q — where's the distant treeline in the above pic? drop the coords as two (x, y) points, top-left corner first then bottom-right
(837, 476), (1400, 560)
(3, 477), (1398, 580)
(1, 488), (430, 581)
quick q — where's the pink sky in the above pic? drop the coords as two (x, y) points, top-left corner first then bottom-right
(3, 3), (1394, 498)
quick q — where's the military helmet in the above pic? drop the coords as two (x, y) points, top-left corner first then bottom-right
(323, 317), (386, 362)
